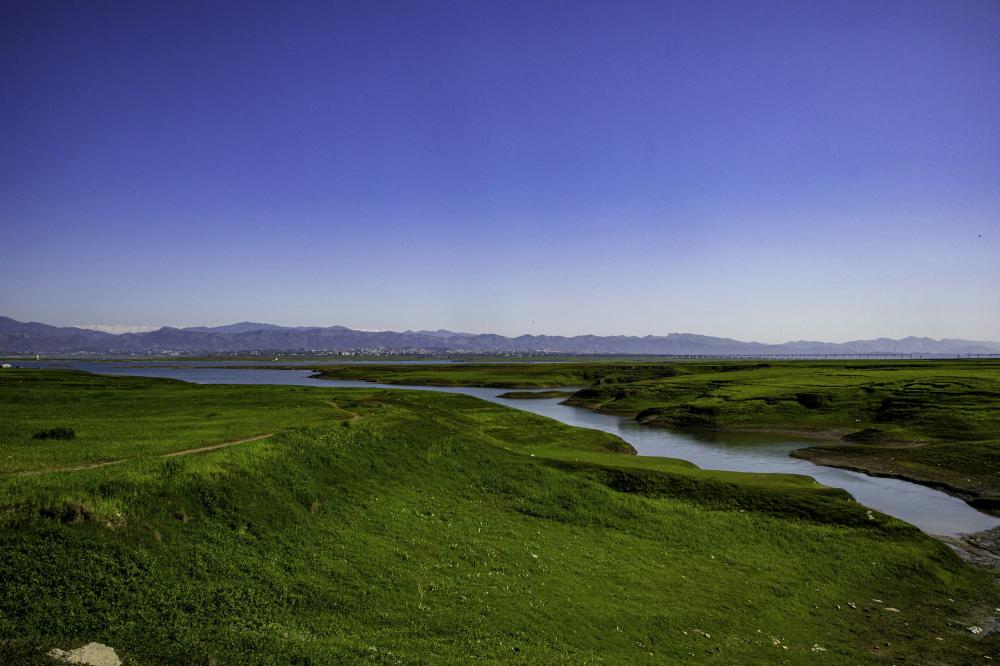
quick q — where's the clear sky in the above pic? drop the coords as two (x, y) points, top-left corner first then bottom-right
(2, 1), (998, 342)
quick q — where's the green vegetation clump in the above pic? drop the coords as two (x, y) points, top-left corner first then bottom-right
(842, 428), (895, 442)
(31, 427), (75, 441)
(2, 370), (998, 663)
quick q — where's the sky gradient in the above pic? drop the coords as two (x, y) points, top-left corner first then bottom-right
(2, 1), (998, 343)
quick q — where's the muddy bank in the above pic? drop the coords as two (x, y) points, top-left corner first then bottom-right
(791, 447), (1000, 518)
(938, 526), (1000, 569)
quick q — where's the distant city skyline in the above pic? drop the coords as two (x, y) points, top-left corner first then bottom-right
(2, 1), (998, 343)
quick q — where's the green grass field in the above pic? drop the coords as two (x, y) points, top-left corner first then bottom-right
(316, 360), (1000, 511)
(1, 369), (998, 664)
(314, 361), (686, 388)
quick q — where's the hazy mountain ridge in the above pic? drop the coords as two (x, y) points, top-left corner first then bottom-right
(1, 316), (998, 355)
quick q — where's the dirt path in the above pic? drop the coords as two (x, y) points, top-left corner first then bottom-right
(327, 400), (363, 422)
(162, 433), (275, 457)
(8, 401), (363, 476)
(166, 400), (364, 457)
(13, 459), (127, 476)
(6, 433), (275, 475)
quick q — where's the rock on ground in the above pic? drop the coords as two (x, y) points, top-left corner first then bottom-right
(47, 642), (121, 666)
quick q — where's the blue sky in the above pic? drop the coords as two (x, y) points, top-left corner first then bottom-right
(2, 0), (998, 342)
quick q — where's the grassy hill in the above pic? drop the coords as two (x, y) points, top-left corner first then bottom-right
(316, 360), (1000, 511)
(0, 370), (997, 664)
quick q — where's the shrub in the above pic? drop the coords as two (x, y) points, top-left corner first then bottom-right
(842, 427), (892, 442)
(795, 392), (828, 409)
(32, 427), (76, 441)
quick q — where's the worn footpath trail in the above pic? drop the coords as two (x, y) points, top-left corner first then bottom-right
(10, 400), (365, 476)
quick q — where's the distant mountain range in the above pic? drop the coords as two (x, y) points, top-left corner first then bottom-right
(2, 315), (999, 356)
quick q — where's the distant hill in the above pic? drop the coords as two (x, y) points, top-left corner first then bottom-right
(1, 315), (999, 356)
(181, 322), (295, 334)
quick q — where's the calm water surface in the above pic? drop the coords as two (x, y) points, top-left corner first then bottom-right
(19, 362), (1000, 537)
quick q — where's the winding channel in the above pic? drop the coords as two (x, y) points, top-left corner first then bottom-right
(22, 362), (1000, 538)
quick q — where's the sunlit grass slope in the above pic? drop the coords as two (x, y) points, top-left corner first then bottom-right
(317, 360), (1000, 510)
(0, 370), (997, 664)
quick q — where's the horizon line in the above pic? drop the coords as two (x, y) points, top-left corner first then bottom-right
(28, 317), (1000, 347)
